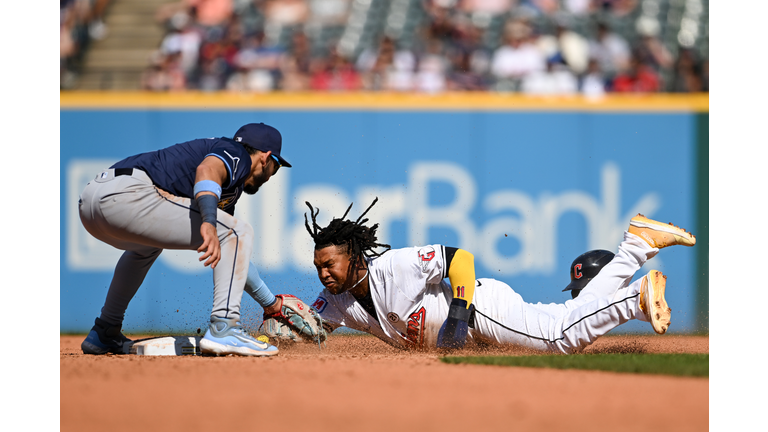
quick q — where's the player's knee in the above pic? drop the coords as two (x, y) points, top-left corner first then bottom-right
(234, 219), (254, 241)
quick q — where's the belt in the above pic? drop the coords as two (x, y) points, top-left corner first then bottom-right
(114, 168), (154, 186)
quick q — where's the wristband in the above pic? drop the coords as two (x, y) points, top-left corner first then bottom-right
(193, 180), (222, 199)
(447, 298), (471, 322)
(196, 193), (219, 226)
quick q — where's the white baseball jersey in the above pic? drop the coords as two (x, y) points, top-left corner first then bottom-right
(311, 233), (660, 354)
(312, 245), (453, 350)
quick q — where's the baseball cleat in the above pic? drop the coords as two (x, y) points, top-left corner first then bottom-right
(638, 270), (672, 335)
(200, 316), (279, 357)
(628, 214), (696, 249)
(81, 317), (132, 355)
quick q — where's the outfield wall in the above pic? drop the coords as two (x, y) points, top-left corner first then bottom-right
(60, 93), (709, 334)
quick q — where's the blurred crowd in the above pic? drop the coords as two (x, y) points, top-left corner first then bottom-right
(64, 0), (709, 94)
(61, 0), (111, 88)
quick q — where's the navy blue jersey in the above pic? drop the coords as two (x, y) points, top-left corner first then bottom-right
(112, 137), (252, 215)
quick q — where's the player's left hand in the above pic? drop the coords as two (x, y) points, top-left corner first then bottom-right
(263, 296), (283, 316)
(260, 294), (327, 346)
(197, 222), (221, 268)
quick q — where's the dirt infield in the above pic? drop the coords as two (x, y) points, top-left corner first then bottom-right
(61, 334), (708, 432)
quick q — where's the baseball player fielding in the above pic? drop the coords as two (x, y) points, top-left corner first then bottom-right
(78, 123), (292, 357)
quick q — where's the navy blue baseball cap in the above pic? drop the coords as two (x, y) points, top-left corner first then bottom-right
(233, 123), (292, 167)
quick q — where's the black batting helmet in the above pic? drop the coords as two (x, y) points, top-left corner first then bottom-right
(562, 249), (615, 299)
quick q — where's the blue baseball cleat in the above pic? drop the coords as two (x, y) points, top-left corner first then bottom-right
(199, 316), (279, 357)
(81, 317), (132, 355)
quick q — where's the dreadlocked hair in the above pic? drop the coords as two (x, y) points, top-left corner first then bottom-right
(304, 197), (391, 267)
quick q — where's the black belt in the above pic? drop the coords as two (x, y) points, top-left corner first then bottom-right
(115, 168), (134, 176)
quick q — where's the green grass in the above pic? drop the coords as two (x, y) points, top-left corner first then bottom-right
(441, 353), (708, 377)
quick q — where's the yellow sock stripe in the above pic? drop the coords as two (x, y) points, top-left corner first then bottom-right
(447, 249), (476, 308)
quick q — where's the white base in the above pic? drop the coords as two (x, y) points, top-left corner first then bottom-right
(124, 336), (203, 356)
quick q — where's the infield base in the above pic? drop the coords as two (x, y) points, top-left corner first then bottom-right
(125, 336), (202, 356)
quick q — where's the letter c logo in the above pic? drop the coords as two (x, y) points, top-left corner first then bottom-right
(573, 263), (583, 280)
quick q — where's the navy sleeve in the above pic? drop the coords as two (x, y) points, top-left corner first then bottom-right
(444, 247), (458, 275)
(204, 140), (252, 189)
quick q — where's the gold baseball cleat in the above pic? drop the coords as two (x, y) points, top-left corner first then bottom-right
(639, 270), (672, 335)
(628, 213), (696, 249)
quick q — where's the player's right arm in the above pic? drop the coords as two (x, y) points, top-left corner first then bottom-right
(194, 156), (228, 269)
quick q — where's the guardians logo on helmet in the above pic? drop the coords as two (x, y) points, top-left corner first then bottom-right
(561, 249), (615, 299)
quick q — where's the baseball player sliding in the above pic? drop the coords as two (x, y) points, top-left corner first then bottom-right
(269, 198), (696, 353)
(78, 123), (294, 357)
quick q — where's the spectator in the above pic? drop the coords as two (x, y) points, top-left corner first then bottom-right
(580, 58), (607, 97)
(197, 57), (228, 90)
(224, 64), (250, 91)
(611, 53), (660, 93)
(356, 37), (416, 74)
(670, 48), (705, 93)
(446, 47), (489, 91)
(537, 15), (590, 75)
(634, 26), (674, 73)
(588, 21), (631, 80)
(310, 47), (362, 91)
(288, 31), (313, 74)
(414, 38), (449, 93)
(88, 0), (112, 40)
(490, 18), (546, 88)
(231, 31), (285, 89)
(423, 2), (463, 43)
(190, 21), (242, 89)
(520, 57), (578, 95)
(384, 57), (417, 92)
(158, 14), (204, 80)
(360, 46), (391, 91)
(225, 65), (274, 91)
(142, 52), (187, 91)
(278, 54), (311, 91)
(450, 15), (492, 76)
(357, 37), (416, 91)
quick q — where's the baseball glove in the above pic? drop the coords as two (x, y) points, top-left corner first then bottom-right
(259, 294), (328, 347)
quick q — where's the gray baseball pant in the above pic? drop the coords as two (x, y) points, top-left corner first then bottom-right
(78, 168), (253, 326)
